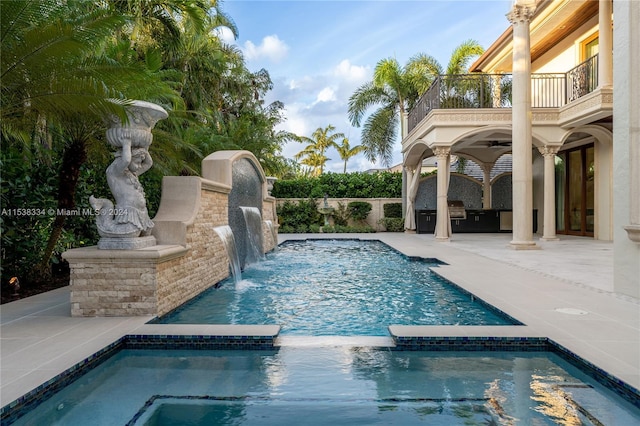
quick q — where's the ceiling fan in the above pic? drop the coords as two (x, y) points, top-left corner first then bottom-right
(485, 140), (511, 148)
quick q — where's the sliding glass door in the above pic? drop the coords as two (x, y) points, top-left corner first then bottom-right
(556, 145), (594, 236)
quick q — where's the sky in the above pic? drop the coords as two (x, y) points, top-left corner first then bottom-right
(219, 0), (513, 173)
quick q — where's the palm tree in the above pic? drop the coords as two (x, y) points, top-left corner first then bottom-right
(348, 40), (484, 167)
(336, 138), (365, 173)
(294, 125), (345, 175)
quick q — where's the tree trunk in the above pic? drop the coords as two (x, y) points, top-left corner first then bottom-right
(34, 138), (88, 280)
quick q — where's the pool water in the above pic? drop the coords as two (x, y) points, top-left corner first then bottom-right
(12, 347), (639, 425)
(156, 239), (516, 334)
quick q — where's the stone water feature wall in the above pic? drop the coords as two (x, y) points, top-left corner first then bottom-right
(202, 151), (278, 269)
(415, 174), (483, 209)
(64, 150), (277, 317)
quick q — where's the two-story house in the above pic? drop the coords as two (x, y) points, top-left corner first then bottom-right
(401, 0), (638, 297)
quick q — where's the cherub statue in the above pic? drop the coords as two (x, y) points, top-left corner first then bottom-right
(90, 101), (167, 241)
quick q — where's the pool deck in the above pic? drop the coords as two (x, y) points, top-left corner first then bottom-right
(1, 233), (638, 408)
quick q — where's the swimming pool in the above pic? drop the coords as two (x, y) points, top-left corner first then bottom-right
(156, 239), (518, 334)
(9, 346), (640, 425)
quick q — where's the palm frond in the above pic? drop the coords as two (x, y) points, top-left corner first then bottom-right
(347, 81), (390, 127)
(361, 107), (397, 167)
(406, 53), (443, 95)
(445, 39), (484, 76)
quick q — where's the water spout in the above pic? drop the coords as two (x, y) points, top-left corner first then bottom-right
(214, 226), (241, 284)
(265, 220), (278, 250)
(240, 206), (265, 265)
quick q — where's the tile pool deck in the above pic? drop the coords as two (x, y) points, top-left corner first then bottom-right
(1, 233), (638, 409)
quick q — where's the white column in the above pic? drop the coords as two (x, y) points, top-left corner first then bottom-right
(538, 146), (560, 241)
(613, 0), (640, 298)
(508, 2), (538, 250)
(481, 163), (493, 209)
(434, 147), (451, 242)
(616, 0), (640, 243)
(598, 0), (613, 88)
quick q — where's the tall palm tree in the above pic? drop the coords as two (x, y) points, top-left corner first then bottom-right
(336, 137), (365, 173)
(297, 152), (331, 177)
(348, 40), (484, 167)
(294, 125), (345, 175)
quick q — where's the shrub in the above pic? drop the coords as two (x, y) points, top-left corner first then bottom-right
(379, 217), (405, 232)
(347, 201), (372, 222)
(279, 225), (294, 233)
(276, 198), (322, 231)
(383, 203), (403, 218)
(309, 224), (321, 233)
(332, 202), (350, 226)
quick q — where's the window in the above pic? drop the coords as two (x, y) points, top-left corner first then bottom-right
(581, 33), (599, 61)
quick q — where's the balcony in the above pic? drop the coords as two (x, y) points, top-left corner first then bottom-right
(407, 54), (603, 134)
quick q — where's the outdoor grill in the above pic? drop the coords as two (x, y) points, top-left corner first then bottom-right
(448, 200), (466, 220)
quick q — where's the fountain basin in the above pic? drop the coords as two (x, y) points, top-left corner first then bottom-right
(318, 207), (335, 215)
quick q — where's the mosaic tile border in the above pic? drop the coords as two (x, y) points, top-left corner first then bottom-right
(428, 269), (525, 325)
(124, 334), (277, 350)
(547, 338), (640, 410)
(0, 333), (278, 425)
(391, 335), (640, 409)
(391, 335), (548, 351)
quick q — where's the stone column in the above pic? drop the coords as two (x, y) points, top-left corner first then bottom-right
(613, 0), (640, 298)
(508, 2), (538, 249)
(538, 146), (560, 241)
(616, 0), (640, 244)
(481, 163), (494, 209)
(598, 0), (613, 88)
(434, 147), (451, 242)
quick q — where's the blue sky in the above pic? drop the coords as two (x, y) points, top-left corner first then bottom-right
(219, 0), (513, 172)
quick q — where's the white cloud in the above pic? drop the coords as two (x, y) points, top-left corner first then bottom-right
(333, 59), (369, 83)
(315, 87), (337, 103)
(243, 35), (289, 63)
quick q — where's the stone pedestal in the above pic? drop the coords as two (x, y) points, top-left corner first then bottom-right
(97, 236), (156, 250)
(63, 245), (187, 317)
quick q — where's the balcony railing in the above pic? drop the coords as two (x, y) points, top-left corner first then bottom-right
(407, 54), (599, 133)
(567, 54), (598, 102)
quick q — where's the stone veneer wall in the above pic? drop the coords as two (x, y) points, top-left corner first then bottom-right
(491, 173), (513, 209)
(262, 197), (278, 251)
(415, 174), (483, 210)
(154, 188), (230, 316)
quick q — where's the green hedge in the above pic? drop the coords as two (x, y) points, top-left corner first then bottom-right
(275, 198), (322, 233)
(272, 172), (402, 198)
(347, 201), (371, 222)
(383, 203), (403, 218)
